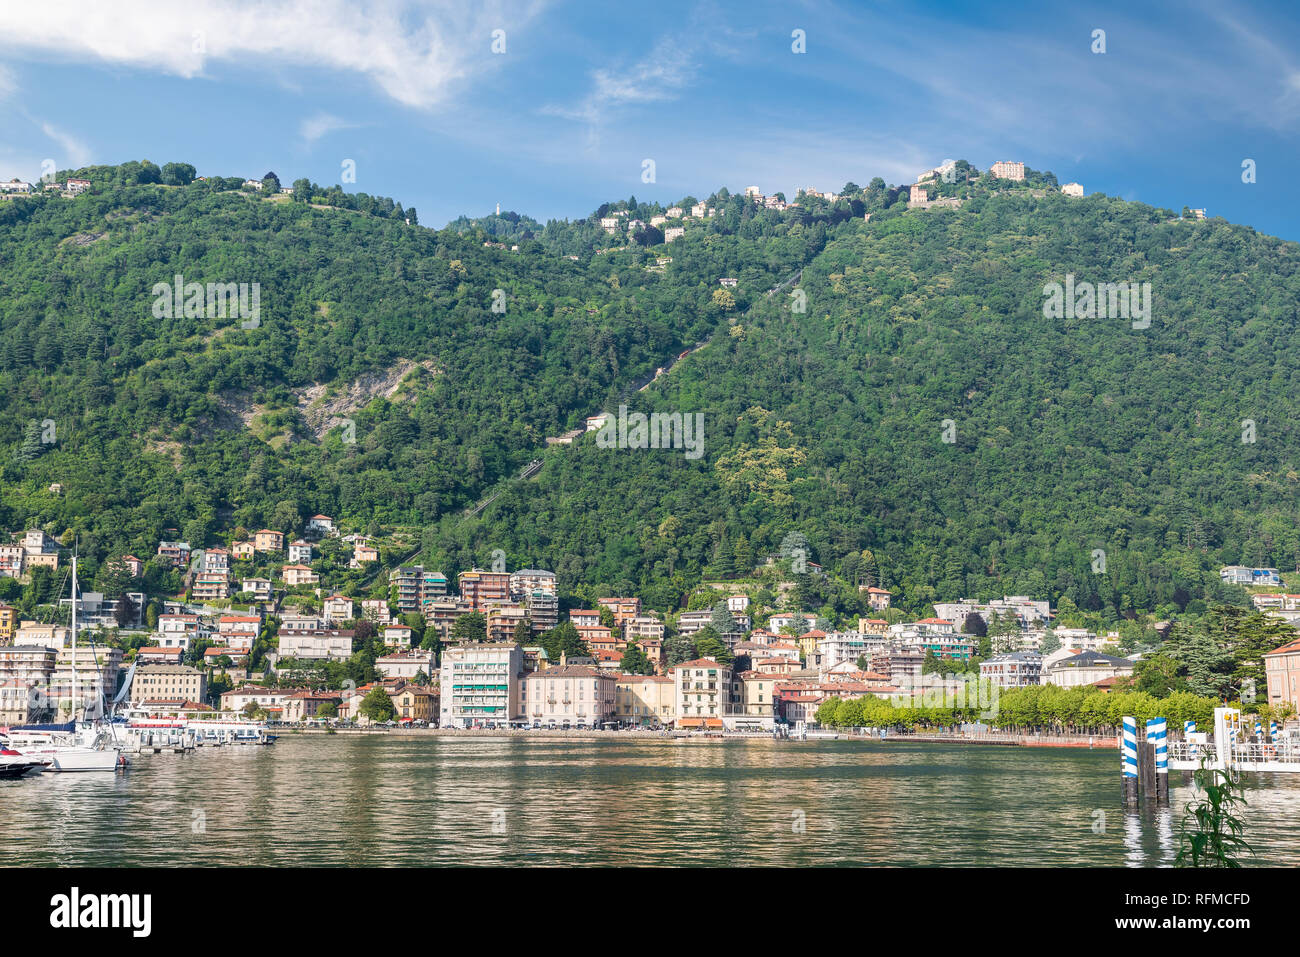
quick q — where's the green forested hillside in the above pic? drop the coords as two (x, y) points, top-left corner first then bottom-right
(2, 161), (1298, 621)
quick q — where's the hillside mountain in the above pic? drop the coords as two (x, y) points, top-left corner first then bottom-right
(2, 161), (1298, 622)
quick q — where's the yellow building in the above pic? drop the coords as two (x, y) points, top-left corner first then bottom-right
(615, 674), (675, 726)
(0, 604), (16, 644)
(387, 682), (438, 722)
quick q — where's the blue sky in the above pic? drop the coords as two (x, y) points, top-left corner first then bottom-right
(1, 0), (1298, 239)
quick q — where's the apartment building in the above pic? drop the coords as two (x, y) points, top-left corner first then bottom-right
(424, 596), (473, 643)
(726, 671), (778, 731)
(673, 657), (732, 728)
(156, 614), (200, 651)
(521, 664), (615, 727)
(439, 643), (522, 728)
(625, 615), (665, 642)
(390, 566), (448, 614)
(217, 615), (261, 652)
(486, 602), (529, 642)
(0, 603), (16, 643)
(979, 651), (1043, 688)
(509, 569), (557, 598)
(192, 574), (230, 601)
(51, 645), (123, 713)
(458, 569), (510, 612)
(523, 590), (559, 633)
(596, 596), (641, 627)
(131, 665), (207, 706)
(376, 649), (437, 681)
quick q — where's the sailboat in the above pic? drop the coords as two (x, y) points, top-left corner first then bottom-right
(6, 556), (128, 772)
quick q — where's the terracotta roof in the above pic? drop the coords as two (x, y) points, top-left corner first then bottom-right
(1264, 637), (1300, 656)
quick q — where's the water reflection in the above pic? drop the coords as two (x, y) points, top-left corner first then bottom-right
(2, 738), (1298, 867)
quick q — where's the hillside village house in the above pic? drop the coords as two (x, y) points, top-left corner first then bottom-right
(350, 543), (379, 566)
(861, 586), (891, 610)
(361, 598), (392, 624)
(157, 614), (200, 650)
(382, 623), (414, 647)
(232, 541), (255, 560)
(323, 594), (353, 624)
(989, 160), (1025, 180)
(1220, 565), (1282, 586)
(281, 564), (318, 587)
(241, 578), (272, 601)
(307, 514), (335, 535)
(253, 529), (284, 552)
(156, 541), (191, 566)
(287, 540), (313, 563)
(217, 615), (260, 651)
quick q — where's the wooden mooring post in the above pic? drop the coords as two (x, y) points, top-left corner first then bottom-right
(1122, 715), (1169, 808)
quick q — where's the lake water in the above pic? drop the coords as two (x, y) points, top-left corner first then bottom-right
(4, 736), (1299, 866)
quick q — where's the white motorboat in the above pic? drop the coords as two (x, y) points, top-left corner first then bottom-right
(5, 724), (127, 772)
(0, 735), (51, 778)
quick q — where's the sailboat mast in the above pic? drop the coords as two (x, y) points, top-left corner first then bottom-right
(71, 555), (78, 721)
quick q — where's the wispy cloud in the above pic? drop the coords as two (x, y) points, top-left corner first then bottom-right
(299, 111), (357, 145)
(39, 121), (91, 168)
(546, 35), (699, 128)
(0, 64), (15, 100)
(0, 0), (545, 110)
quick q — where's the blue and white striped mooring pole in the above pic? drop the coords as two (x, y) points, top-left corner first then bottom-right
(1122, 716), (1139, 808)
(1255, 719), (1263, 739)
(1147, 717), (1169, 805)
(1271, 720), (1278, 742)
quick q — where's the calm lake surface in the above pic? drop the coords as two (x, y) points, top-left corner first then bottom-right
(4, 736), (1299, 866)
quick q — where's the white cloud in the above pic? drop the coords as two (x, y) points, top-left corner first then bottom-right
(0, 64), (15, 100)
(39, 121), (91, 168)
(299, 112), (356, 145)
(0, 0), (545, 110)
(544, 36), (699, 130)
